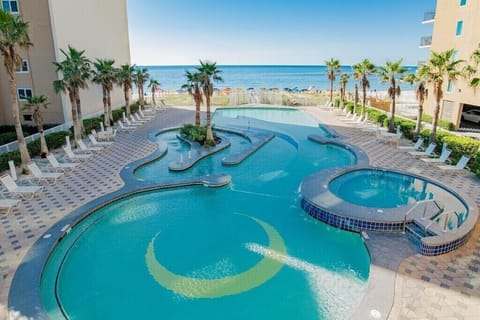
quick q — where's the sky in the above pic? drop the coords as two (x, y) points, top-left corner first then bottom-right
(126, 0), (436, 66)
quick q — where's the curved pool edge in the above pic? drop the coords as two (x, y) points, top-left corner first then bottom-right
(8, 149), (232, 320)
(300, 166), (478, 256)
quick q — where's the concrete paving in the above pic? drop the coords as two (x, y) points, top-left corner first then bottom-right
(1, 105), (480, 319)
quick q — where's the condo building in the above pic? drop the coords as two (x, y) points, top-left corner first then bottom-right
(421, 0), (480, 129)
(0, 0), (131, 125)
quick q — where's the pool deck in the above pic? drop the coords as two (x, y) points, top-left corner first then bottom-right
(1, 105), (480, 319)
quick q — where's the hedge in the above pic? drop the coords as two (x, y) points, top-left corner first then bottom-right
(0, 131), (72, 172)
(421, 114), (455, 131)
(420, 129), (480, 176)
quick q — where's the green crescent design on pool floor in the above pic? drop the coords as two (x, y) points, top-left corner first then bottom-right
(145, 216), (287, 298)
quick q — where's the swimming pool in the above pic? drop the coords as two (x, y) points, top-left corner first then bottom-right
(40, 107), (371, 319)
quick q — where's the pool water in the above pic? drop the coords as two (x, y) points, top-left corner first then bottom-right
(328, 169), (467, 222)
(41, 107), (370, 320)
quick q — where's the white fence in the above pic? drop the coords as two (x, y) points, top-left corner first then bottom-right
(0, 123), (71, 155)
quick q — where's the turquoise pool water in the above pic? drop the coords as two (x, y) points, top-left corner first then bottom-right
(328, 169), (467, 223)
(41, 108), (370, 319)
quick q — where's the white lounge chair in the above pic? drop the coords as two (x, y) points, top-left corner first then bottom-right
(0, 192), (21, 214)
(132, 113), (151, 123)
(117, 120), (135, 131)
(89, 134), (113, 146)
(409, 143), (436, 157)
(46, 154), (77, 171)
(438, 155), (471, 173)
(138, 109), (154, 120)
(76, 139), (103, 153)
(0, 174), (42, 199)
(63, 146), (92, 161)
(398, 138), (424, 151)
(27, 162), (63, 185)
(130, 114), (147, 124)
(421, 147), (452, 164)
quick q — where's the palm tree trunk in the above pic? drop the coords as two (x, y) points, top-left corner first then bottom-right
(103, 88), (109, 127)
(107, 90), (112, 127)
(206, 95), (213, 142)
(415, 102), (423, 138)
(151, 89), (157, 106)
(9, 77), (31, 167)
(34, 107), (49, 157)
(329, 76), (334, 106)
(431, 88), (441, 143)
(73, 90), (83, 140)
(362, 83), (367, 119)
(124, 85), (131, 116)
(390, 94), (396, 133)
(195, 100), (201, 126)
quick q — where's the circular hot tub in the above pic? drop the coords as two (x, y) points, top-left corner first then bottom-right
(300, 166), (478, 256)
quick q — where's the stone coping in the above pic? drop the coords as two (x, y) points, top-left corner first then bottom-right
(308, 134), (370, 166)
(300, 165), (478, 251)
(168, 134), (231, 171)
(8, 173), (231, 319)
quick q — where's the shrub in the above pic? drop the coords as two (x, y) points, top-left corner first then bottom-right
(0, 131), (71, 171)
(421, 114), (455, 131)
(83, 117), (104, 134)
(0, 132), (19, 145)
(345, 102), (355, 113)
(334, 97), (341, 108)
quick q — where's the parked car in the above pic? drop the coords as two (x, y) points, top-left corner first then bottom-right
(462, 109), (480, 124)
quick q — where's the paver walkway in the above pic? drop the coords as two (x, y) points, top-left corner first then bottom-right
(0, 108), (194, 319)
(306, 107), (480, 320)
(2, 106), (480, 319)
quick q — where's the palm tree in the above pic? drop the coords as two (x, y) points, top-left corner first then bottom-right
(181, 70), (203, 126)
(53, 46), (91, 141)
(197, 60), (223, 143)
(353, 59), (376, 120)
(468, 44), (480, 91)
(133, 67), (150, 109)
(92, 58), (116, 127)
(325, 58), (341, 106)
(404, 71), (428, 138)
(148, 78), (160, 107)
(0, 10), (32, 167)
(339, 73), (350, 109)
(24, 95), (50, 157)
(419, 49), (464, 143)
(117, 63), (135, 116)
(379, 59), (407, 132)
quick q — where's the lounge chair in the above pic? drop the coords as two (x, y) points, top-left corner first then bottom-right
(0, 192), (21, 214)
(438, 155), (471, 173)
(132, 113), (151, 122)
(0, 174), (42, 199)
(117, 120), (135, 131)
(398, 138), (424, 151)
(409, 143), (436, 157)
(76, 139), (103, 153)
(138, 109), (154, 120)
(63, 145), (92, 161)
(27, 162), (63, 185)
(421, 147), (452, 164)
(46, 154), (77, 171)
(89, 134), (113, 146)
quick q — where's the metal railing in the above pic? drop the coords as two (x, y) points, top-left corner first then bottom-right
(403, 199), (443, 232)
(423, 11), (435, 23)
(0, 122), (71, 155)
(419, 36), (432, 48)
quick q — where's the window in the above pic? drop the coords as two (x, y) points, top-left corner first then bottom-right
(2, 0), (18, 13)
(23, 114), (33, 122)
(456, 20), (463, 36)
(17, 88), (32, 101)
(447, 80), (454, 93)
(15, 59), (29, 73)
(452, 50), (459, 62)
(460, 0), (467, 6)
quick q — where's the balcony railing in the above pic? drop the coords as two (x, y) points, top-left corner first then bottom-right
(422, 10), (435, 23)
(419, 36), (432, 48)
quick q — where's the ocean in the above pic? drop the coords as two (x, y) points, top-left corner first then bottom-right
(143, 65), (417, 92)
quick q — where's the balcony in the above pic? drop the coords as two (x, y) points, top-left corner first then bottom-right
(422, 10), (435, 24)
(419, 36), (432, 48)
